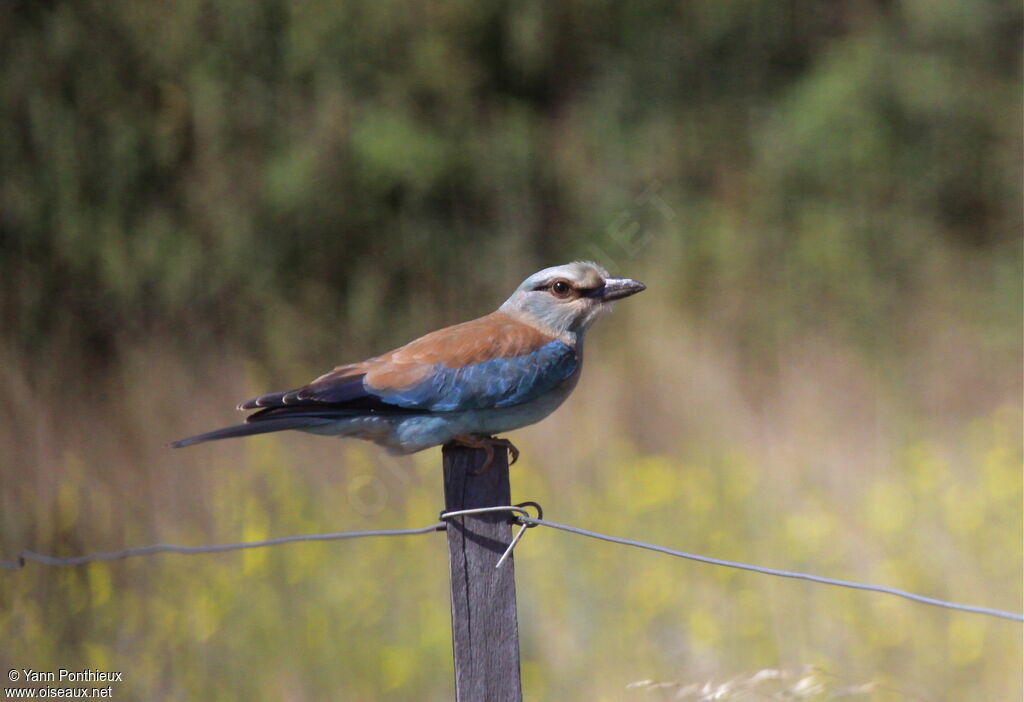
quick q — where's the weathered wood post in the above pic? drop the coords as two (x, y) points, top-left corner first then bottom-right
(442, 444), (523, 702)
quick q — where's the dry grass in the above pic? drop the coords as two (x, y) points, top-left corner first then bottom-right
(627, 665), (881, 700)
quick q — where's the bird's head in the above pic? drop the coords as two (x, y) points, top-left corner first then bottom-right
(499, 261), (646, 342)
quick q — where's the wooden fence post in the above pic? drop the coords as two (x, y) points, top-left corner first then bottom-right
(442, 444), (523, 702)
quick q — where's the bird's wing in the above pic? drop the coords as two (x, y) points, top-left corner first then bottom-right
(239, 312), (578, 417)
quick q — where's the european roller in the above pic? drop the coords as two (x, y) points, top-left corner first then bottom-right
(171, 261), (645, 468)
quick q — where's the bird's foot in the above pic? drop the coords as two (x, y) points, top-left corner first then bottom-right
(486, 437), (520, 468)
(449, 434), (520, 473)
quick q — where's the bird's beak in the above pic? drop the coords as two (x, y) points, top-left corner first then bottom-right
(599, 277), (647, 301)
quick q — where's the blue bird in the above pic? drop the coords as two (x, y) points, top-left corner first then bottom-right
(171, 261), (645, 468)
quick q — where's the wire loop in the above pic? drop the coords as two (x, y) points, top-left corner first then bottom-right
(438, 505), (532, 523)
(514, 501), (543, 526)
(438, 504), (542, 568)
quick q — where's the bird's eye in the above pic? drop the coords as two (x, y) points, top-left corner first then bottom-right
(550, 280), (572, 297)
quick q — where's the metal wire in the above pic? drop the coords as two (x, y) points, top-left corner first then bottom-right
(439, 505), (532, 521)
(518, 516), (1024, 623)
(0, 524), (445, 569)
(2, 505), (1021, 623)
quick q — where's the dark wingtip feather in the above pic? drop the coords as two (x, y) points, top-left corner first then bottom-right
(236, 372), (370, 412)
(237, 392), (285, 410)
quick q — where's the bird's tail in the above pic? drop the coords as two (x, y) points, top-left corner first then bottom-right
(169, 416), (335, 448)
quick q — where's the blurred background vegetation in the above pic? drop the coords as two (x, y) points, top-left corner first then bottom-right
(1, 0), (1020, 700)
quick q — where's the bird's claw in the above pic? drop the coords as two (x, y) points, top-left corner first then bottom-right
(450, 435), (520, 473)
(502, 439), (520, 466)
